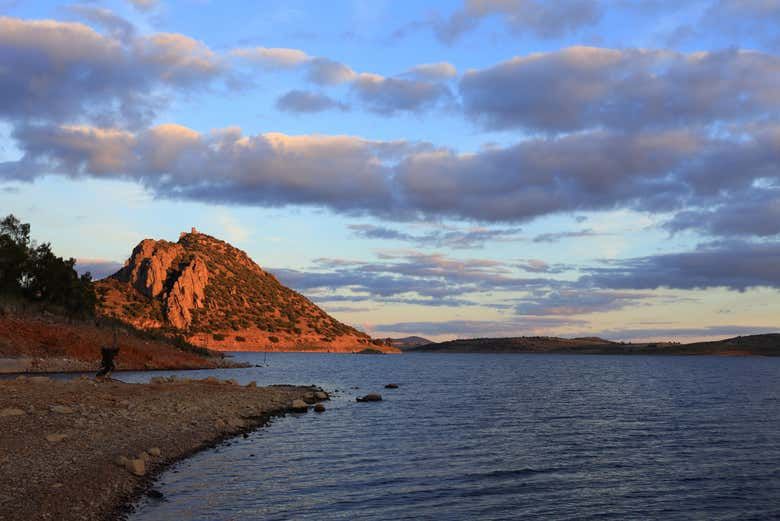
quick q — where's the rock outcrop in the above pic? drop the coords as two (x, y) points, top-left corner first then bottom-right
(96, 229), (399, 353)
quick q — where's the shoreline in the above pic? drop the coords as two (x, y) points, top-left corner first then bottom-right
(0, 376), (327, 521)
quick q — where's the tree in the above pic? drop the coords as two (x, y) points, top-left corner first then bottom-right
(0, 215), (96, 317)
(0, 215), (31, 294)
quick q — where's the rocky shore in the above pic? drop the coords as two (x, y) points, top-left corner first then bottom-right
(0, 376), (327, 521)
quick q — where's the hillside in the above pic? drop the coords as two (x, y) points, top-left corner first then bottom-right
(0, 309), (234, 373)
(407, 334), (780, 356)
(384, 336), (434, 350)
(96, 229), (396, 353)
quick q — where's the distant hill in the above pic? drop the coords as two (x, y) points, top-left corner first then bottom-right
(96, 229), (398, 353)
(407, 334), (780, 356)
(384, 336), (434, 350)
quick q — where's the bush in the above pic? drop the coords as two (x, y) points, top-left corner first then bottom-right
(212, 333), (225, 341)
(235, 335), (245, 342)
(269, 336), (279, 343)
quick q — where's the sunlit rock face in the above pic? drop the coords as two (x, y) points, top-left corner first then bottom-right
(97, 229), (397, 353)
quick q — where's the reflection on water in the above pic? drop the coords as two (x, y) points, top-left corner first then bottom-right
(124, 353), (780, 520)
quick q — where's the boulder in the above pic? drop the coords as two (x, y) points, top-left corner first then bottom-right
(0, 408), (25, 417)
(125, 458), (146, 476)
(314, 391), (329, 400)
(148, 447), (161, 457)
(290, 399), (309, 413)
(303, 393), (317, 404)
(356, 393), (382, 402)
(314, 404), (326, 413)
(384, 384), (399, 389)
(45, 433), (67, 443)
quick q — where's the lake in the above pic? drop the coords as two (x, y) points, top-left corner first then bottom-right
(122, 353), (780, 520)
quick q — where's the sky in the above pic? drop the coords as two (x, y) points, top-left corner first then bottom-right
(0, 0), (779, 342)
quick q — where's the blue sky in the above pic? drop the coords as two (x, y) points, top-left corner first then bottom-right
(1, 0), (779, 341)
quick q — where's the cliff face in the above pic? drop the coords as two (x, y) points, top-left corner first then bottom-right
(96, 229), (396, 353)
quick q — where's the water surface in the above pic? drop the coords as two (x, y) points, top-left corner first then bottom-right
(123, 353), (780, 520)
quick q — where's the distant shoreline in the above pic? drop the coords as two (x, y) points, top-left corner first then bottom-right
(406, 333), (780, 356)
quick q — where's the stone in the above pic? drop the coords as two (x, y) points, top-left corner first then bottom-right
(226, 379), (238, 386)
(215, 419), (227, 429)
(125, 458), (146, 476)
(49, 405), (74, 414)
(356, 393), (382, 402)
(45, 433), (67, 443)
(115, 455), (129, 467)
(138, 451), (151, 462)
(303, 393), (317, 404)
(148, 447), (161, 457)
(314, 404), (326, 413)
(246, 381), (257, 388)
(290, 399), (308, 413)
(384, 384), (399, 389)
(314, 391), (329, 400)
(227, 417), (245, 428)
(0, 408), (25, 417)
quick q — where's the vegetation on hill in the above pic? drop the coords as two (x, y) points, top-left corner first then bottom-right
(0, 215), (96, 318)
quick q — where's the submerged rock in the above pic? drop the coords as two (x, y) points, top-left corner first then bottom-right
(314, 404), (326, 413)
(384, 384), (399, 389)
(356, 393), (382, 402)
(314, 391), (329, 400)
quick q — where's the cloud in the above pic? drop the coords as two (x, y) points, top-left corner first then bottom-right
(587, 324), (779, 342)
(666, 189), (780, 237)
(460, 46), (780, 132)
(585, 240), (780, 291)
(352, 73), (454, 115)
(127, 0), (158, 12)
(373, 317), (586, 337)
(75, 258), (122, 279)
(272, 250), (556, 301)
(348, 223), (523, 249)
(533, 228), (601, 243)
(0, 16), (222, 127)
(306, 57), (357, 85)
(231, 46), (311, 68)
(406, 61), (458, 80)
(4, 121), (779, 231)
(276, 90), (349, 113)
(514, 289), (652, 315)
(231, 45), (452, 114)
(434, 0), (603, 44)
(66, 5), (136, 42)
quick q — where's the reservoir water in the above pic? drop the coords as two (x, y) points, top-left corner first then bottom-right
(123, 353), (780, 520)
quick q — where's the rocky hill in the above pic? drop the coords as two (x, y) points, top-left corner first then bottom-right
(384, 336), (434, 350)
(96, 229), (396, 353)
(408, 334), (780, 355)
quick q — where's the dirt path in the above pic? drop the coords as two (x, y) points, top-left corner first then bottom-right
(0, 376), (326, 520)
